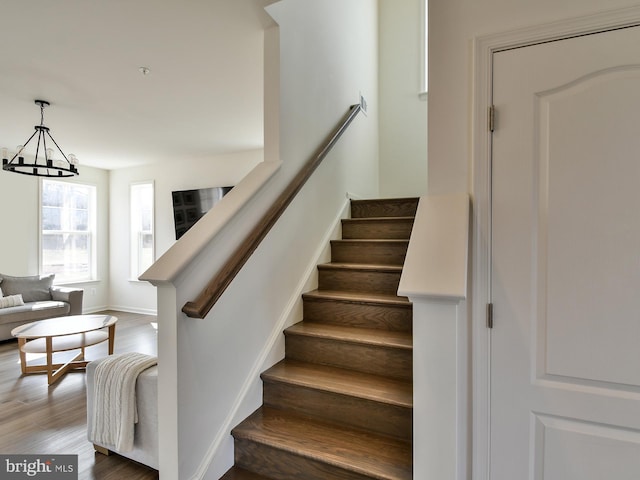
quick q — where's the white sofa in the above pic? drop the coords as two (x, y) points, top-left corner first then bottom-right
(0, 273), (83, 341)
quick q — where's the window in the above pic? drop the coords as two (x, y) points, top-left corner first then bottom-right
(421, 0), (428, 95)
(41, 179), (96, 283)
(130, 182), (154, 279)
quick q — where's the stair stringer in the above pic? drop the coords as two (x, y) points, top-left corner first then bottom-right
(195, 197), (351, 480)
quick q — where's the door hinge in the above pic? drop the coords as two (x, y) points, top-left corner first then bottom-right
(489, 105), (496, 132)
(487, 303), (494, 328)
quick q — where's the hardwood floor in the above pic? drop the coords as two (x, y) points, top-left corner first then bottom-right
(0, 310), (159, 480)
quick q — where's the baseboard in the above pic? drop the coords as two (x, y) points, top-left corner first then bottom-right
(84, 305), (157, 316)
(82, 305), (110, 314)
(190, 196), (351, 480)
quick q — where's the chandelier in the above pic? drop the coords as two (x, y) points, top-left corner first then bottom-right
(2, 100), (79, 177)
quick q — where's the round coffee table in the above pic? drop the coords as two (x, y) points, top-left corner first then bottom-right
(11, 314), (117, 385)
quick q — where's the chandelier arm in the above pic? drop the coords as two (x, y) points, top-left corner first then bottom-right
(42, 129), (49, 168)
(45, 131), (71, 163)
(42, 128), (48, 158)
(7, 130), (38, 163)
(34, 128), (43, 166)
(41, 132), (53, 176)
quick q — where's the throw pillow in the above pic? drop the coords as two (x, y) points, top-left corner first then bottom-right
(0, 294), (24, 309)
(0, 274), (55, 302)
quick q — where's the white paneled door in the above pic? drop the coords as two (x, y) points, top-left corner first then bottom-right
(491, 25), (640, 480)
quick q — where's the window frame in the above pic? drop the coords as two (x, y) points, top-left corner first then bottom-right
(39, 178), (98, 284)
(420, 0), (428, 98)
(129, 181), (155, 280)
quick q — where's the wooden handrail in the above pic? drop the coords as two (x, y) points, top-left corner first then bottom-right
(182, 103), (363, 318)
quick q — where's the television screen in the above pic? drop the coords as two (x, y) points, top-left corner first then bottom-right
(172, 186), (233, 239)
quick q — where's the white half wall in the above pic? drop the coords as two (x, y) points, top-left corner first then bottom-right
(145, 0), (380, 477)
(398, 194), (469, 480)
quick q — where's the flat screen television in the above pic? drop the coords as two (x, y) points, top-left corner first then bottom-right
(172, 186), (233, 239)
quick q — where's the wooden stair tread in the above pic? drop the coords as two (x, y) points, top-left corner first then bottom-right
(285, 322), (412, 350)
(220, 466), (276, 480)
(262, 359), (412, 408)
(303, 289), (412, 307)
(343, 216), (415, 222)
(232, 406), (412, 480)
(318, 262), (404, 273)
(331, 239), (410, 245)
(351, 197), (419, 206)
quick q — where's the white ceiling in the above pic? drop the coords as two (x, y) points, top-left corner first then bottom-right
(0, 0), (269, 170)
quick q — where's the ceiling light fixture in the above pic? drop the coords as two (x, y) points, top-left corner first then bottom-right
(2, 100), (79, 177)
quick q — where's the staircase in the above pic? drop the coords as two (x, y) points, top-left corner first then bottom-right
(221, 198), (417, 480)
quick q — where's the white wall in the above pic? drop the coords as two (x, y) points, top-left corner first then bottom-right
(429, 0), (640, 195)
(0, 165), (110, 312)
(151, 0), (380, 478)
(378, 0), (428, 197)
(0, 173), (40, 276)
(108, 150), (263, 314)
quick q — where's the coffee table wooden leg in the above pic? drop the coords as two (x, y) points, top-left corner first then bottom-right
(46, 337), (54, 385)
(108, 324), (116, 355)
(48, 352), (84, 386)
(17, 338), (27, 374)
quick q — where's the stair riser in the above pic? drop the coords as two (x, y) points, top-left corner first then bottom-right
(263, 381), (412, 441)
(303, 298), (412, 332)
(351, 199), (418, 219)
(330, 241), (408, 266)
(285, 335), (412, 380)
(234, 439), (373, 480)
(342, 219), (414, 240)
(318, 269), (401, 295)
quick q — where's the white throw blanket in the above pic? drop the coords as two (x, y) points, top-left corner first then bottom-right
(89, 352), (158, 452)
